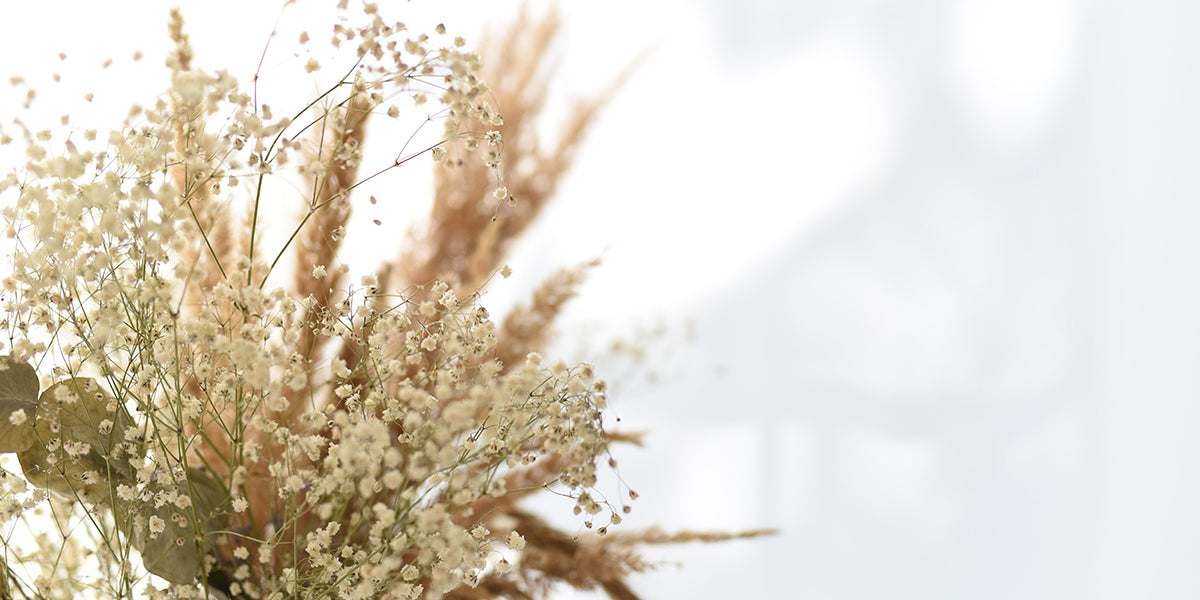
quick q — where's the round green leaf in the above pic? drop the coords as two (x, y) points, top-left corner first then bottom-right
(122, 467), (232, 584)
(0, 357), (39, 453)
(18, 378), (133, 503)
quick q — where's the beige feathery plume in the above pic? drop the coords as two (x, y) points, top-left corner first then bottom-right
(394, 7), (627, 296)
(287, 93), (373, 406)
(293, 94), (372, 310)
(168, 7), (234, 314)
(497, 259), (598, 369)
(507, 510), (649, 600)
(605, 527), (781, 546)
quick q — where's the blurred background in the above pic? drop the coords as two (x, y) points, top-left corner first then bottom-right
(3, 0), (1198, 598)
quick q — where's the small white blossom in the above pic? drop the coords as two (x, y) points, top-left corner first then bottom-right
(148, 516), (166, 537)
(0, 7), (627, 596)
(331, 357), (352, 378)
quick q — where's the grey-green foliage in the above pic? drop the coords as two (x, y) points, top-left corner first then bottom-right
(18, 377), (133, 502)
(0, 356), (40, 453)
(0, 357), (230, 586)
(118, 467), (231, 585)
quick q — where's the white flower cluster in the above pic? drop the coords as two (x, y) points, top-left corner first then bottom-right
(0, 3), (619, 598)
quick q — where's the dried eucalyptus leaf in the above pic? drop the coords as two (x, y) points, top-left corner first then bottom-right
(16, 376), (230, 584)
(0, 357), (39, 453)
(42, 378), (130, 455)
(18, 378), (133, 502)
(124, 467), (232, 585)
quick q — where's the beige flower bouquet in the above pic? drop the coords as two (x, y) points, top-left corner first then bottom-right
(0, 3), (768, 599)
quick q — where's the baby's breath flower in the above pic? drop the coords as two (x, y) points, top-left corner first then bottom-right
(382, 470), (402, 490)
(116, 484), (136, 502)
(400, 564), (420, 581)
(0, 5), (641, 598)
(148, 516), (166, 538)
(63, 440), (91, 458)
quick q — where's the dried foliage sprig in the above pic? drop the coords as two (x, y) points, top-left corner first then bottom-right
(0, 4), (766, 600)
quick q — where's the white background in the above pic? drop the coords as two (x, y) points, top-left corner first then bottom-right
(2, 0), (1198, 598)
